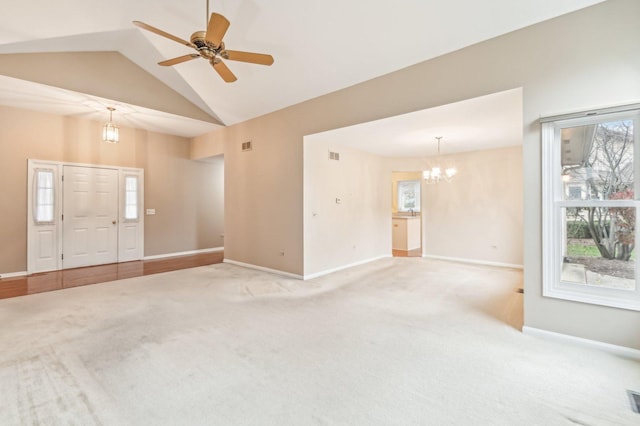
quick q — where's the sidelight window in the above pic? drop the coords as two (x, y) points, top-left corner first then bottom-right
(33, 169), (55, 224)
(124, 175), (139, 220)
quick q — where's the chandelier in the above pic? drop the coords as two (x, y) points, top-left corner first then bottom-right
(423, 136), (457, 184)
(102, 107), (119, 143)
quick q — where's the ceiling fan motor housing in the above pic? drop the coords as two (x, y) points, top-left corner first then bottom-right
(191, 31), (224, 59)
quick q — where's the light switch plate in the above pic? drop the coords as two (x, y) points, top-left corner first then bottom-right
(146, 208), (156, 215)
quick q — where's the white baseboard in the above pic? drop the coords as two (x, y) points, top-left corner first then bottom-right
(422, 254), (523, 270)
(144, 247), (224, 261)
(303, 255), (392, 280)
(522, 326), (640, 360)
(223, 259), (303, 280)
(0, 271), (27, 279)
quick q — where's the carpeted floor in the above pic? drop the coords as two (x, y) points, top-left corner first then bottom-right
(0, 258), (638, 425)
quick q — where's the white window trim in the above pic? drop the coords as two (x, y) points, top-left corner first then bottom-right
(541, 108), (640, 311)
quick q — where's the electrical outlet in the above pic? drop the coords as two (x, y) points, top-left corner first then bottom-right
(335, 198), (341, 204)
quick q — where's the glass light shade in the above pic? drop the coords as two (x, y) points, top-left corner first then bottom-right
(423, 137), (457, 184)
(103, 122), (119, 143)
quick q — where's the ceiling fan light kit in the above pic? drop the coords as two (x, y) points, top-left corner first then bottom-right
(133, 5), (273, 83)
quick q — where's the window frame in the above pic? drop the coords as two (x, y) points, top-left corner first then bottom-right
(542, 107), (640, 311)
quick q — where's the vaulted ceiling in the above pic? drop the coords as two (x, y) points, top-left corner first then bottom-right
(0, 0), (605, 137)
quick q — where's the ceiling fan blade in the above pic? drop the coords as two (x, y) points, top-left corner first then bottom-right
(133, 21), (194, 47)
(159, 54), (201, 66)
(205, 13), (230, 48)
(212, 59), (237, 83)
(222, 50), (274, 66)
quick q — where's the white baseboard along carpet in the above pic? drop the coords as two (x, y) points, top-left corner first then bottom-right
(0, 258), (638, 425)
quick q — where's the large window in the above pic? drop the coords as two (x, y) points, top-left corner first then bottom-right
(542, 106), (640, 310)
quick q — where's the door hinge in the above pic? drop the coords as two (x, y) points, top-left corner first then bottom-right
(61, 254), (64, 260)
(62, 175), (64, 182)
(61, 214), (64, 221)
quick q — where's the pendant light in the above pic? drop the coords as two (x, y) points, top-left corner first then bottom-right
(103, 107), (119, 143)
(423, 137), (456, 184)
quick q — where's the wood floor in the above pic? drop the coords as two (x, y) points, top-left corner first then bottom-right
(392, 248), (423, 257)
(0, 251), (224, 300)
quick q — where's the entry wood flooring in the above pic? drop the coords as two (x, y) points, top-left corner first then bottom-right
(0, 251), (224, 300)
(392, 248), (422, 257)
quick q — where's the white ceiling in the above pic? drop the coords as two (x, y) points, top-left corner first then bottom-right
(305, 88), (523, 157)
(0, 0), (604, 137)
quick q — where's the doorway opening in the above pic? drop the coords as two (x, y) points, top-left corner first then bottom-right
(392, 171), (422, 257)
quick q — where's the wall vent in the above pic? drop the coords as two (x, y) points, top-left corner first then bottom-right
(328, 151), (340, 161)
(242, 141), (252, 152)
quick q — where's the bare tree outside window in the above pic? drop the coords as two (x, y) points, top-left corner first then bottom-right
(562, 119), (635, 289)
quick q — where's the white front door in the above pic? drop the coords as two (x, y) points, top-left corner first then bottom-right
(62, 166), (119, 269)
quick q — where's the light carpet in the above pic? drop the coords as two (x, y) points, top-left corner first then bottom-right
(0, 258), (638, 425)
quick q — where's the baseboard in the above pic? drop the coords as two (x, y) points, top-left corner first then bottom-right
(522, 326), (640, 360)
(303, 254), (392, 280)
(422, 254), (523, 270)
(0, 271), (27, 279)
(223, 259), (303, 280)
(144, 247), (224, 261)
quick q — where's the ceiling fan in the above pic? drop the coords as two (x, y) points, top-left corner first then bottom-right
(133, 3), (274, 83)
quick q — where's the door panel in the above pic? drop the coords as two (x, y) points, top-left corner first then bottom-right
(63, 166), (118, 269)
(118, 171), (144, 262)
(27, 161), (61, 274)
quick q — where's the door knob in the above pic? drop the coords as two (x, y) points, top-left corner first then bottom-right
(112, 220), (117, 225)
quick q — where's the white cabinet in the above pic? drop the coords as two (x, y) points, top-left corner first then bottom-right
(392, 217), (421, 250)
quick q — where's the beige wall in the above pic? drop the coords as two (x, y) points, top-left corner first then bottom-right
(303, 143), (389, 276)
(389, 147), (523, 267)
(0, 105), (223, 273)
(424, 147), (523, 266)
(303, 146), (522, 275)
(191, 132), (225, 159)
(192, 0), (640, 349)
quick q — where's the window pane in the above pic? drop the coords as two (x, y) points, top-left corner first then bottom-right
(34, 170), (54, 223)
(398, 180), (420, 212)
(562, 207), (635, 290)
(126, 176), (137, 191)
(126, 192), (136, 205)
(124, 176), (138, 220)
(560, 120), (634, 201)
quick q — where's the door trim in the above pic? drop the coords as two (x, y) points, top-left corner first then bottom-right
(27, 159), (144, 274)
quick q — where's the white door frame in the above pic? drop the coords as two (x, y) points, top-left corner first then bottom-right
(27, 159), (144, 274)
